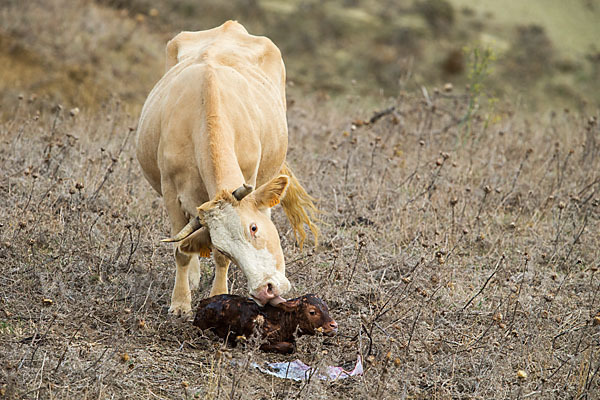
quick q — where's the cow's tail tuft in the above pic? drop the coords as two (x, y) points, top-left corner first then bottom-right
(279, 162), (320, 249)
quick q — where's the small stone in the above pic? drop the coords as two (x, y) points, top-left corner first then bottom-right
(517, 370), (527, 379)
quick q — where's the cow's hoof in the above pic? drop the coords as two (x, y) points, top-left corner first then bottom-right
(168, 302), (192, 318)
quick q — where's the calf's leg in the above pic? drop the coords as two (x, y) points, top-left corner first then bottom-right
(260, 342), (296, 354)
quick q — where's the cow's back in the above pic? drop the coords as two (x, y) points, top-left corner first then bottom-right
(136, 21), (287, 201)
(165, 21), (285, 94)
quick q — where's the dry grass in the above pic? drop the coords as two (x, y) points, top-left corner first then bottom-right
(1, 89), (599, 399)
(0, 0), (164, 116)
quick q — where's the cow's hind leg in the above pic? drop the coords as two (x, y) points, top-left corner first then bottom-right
(210, 251), (230, 296)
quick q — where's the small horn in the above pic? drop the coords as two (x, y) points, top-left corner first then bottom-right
(232, 183), (254, 201)
(161, 216), (202, 243)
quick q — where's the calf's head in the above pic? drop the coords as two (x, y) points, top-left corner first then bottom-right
(278, 294), (338, 336)
(164, 175), (291, 306)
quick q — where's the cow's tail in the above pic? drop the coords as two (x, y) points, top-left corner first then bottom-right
(279, 162), (320, 249)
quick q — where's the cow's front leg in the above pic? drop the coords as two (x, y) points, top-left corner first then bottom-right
(188, 254), (201, 290)
(210, 250), (230, 296)
(170, 247), (193, 316)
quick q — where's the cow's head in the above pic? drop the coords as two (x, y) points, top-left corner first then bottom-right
(163, 175), (291, 306)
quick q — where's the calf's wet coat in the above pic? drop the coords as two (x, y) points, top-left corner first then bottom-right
(193, 294), (338, 354)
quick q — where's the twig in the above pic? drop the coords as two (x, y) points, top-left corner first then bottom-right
(508, 256), (529, 327)
(136, 281), (154, 313)
(29, 311), (60, 365)
(83, 346), (111, 372)
(89, 127), (134, 202)
(557, 149), (574, 190)
(124, 224), (141, 273)
(404, 155), (448, 206)
(463, 255), (505, 310)
(368, 106), (396, 125)
(361, 324), (374, 356)
(347, 241), (365, 285)
(405, 306), (422, 353)
(500, 149), (532, 205)
(373, 166), (388, 210)
(554, 210), (591, 297)
(53, 323), (83, 374)
(22, 178), (36, 213)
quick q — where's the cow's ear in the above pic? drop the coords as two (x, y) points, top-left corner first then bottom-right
(252, 175), (289, 210)
(179, 227), (212, 257)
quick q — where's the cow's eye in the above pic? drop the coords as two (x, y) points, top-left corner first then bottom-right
(250, 223), (258, 236)
(309, 310), (316, 316)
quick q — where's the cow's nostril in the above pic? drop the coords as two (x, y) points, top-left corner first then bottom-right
(330, 321), (338, 329)
(266, 283), (273, 294)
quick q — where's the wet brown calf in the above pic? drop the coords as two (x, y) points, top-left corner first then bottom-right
(193, 294), (338, 354)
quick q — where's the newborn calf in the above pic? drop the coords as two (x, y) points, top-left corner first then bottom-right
(193, 294), (338, 354)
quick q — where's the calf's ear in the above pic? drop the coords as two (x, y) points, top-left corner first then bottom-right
(179, 227), (212, 257)
(251, 175), (290, 210)
(275, 298), (301, 312)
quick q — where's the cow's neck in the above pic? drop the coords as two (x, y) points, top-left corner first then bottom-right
(202, 128), (247, 199)
(200, 77), (252, 199)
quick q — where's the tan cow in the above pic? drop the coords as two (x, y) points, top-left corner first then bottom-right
(136, 21), (318, 316)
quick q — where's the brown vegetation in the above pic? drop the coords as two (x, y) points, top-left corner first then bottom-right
(1, 87), (599, 397)
(2, 0), (599, 116)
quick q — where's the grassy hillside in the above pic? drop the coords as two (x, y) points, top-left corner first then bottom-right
(449, 0), (600, 56)
(0, 0), (164, 117)
(1, 0), (599, 116)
